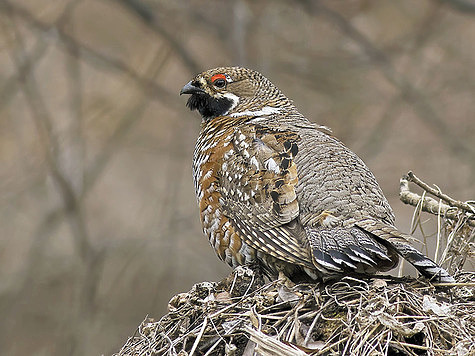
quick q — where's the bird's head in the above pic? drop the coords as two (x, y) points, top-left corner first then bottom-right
(180, 66), (292, 121)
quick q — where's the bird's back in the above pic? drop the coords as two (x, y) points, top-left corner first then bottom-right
(292, 123), (395, 227)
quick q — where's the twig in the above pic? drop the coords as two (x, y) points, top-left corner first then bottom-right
(0, 35), (49, 111)
(1, 1), (182, 110)
(399, 174), (475, 227)
(407, 171), (475, 214)
(4, 1), (93, 261)
(432, 282), (475, 287)
(246, 326), (307, 356)
(116, 0), (201, 74)
(116, 267), (475, 355)
(435, 198), (443, 262)
(303, 311), (320, 346)
(189, 317), (208, 356)
(389, 340), (451, 353)
(437, 0), (475, 13)
(2, 4), (103, 356)
(299, 0), (475, 166)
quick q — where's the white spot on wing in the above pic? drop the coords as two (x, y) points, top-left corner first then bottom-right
(264, 158), (280, 174)
(250, 156), (259, 170)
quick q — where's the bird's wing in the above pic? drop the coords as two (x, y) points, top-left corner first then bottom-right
(218, 122), (312, 267)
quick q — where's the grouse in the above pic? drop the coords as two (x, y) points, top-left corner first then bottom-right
(180, 66), (455, 283)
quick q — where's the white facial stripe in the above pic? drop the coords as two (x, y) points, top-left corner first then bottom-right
(230, 106), (281, 118)
(222, 93), (239, 114)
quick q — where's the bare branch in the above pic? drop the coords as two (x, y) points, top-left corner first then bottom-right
(437, 0), (475, 13)
(115, 0), (201, 73)
(1, 1), (182, 110)
(399, 173), (475, 227)
(3, 1), (93, 262)
(299, 0), (475, 167)
(0, 37), (49, 112)
(406, 171), (475, 214)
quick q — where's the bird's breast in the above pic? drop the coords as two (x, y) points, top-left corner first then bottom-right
(192, 119), (245, 264)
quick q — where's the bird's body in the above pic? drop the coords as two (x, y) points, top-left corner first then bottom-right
(181, 66), (454, 283)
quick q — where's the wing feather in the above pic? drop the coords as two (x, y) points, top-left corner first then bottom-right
(218, 122), (311, 267)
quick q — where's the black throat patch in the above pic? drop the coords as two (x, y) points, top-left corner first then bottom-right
(186, 93), (234, 120)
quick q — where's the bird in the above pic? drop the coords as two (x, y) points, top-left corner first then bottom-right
(180, 66), (455, 283)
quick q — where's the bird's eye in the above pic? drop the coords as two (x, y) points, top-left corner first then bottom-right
(213, 78), (226, 88)
(211, 74), (227, 89)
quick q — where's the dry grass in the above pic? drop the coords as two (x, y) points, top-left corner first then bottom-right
(116, 173), (474, 356)
(116, 269), (474, 355)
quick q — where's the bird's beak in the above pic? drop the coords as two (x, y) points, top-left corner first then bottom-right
(180, 81), (204, 95)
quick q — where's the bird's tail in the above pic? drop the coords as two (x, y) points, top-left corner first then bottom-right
(355, 219), (455, 283)
(390, 240), (455, 283)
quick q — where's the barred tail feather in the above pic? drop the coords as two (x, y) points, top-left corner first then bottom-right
(391, 241), (455, 283)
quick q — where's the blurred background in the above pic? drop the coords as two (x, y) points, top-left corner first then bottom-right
(0, 0), (474, 354)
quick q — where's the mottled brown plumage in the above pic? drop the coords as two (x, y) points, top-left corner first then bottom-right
(181, 66), (454, 283)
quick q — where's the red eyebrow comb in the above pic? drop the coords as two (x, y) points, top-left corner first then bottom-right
(211, 74), (226, 82)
